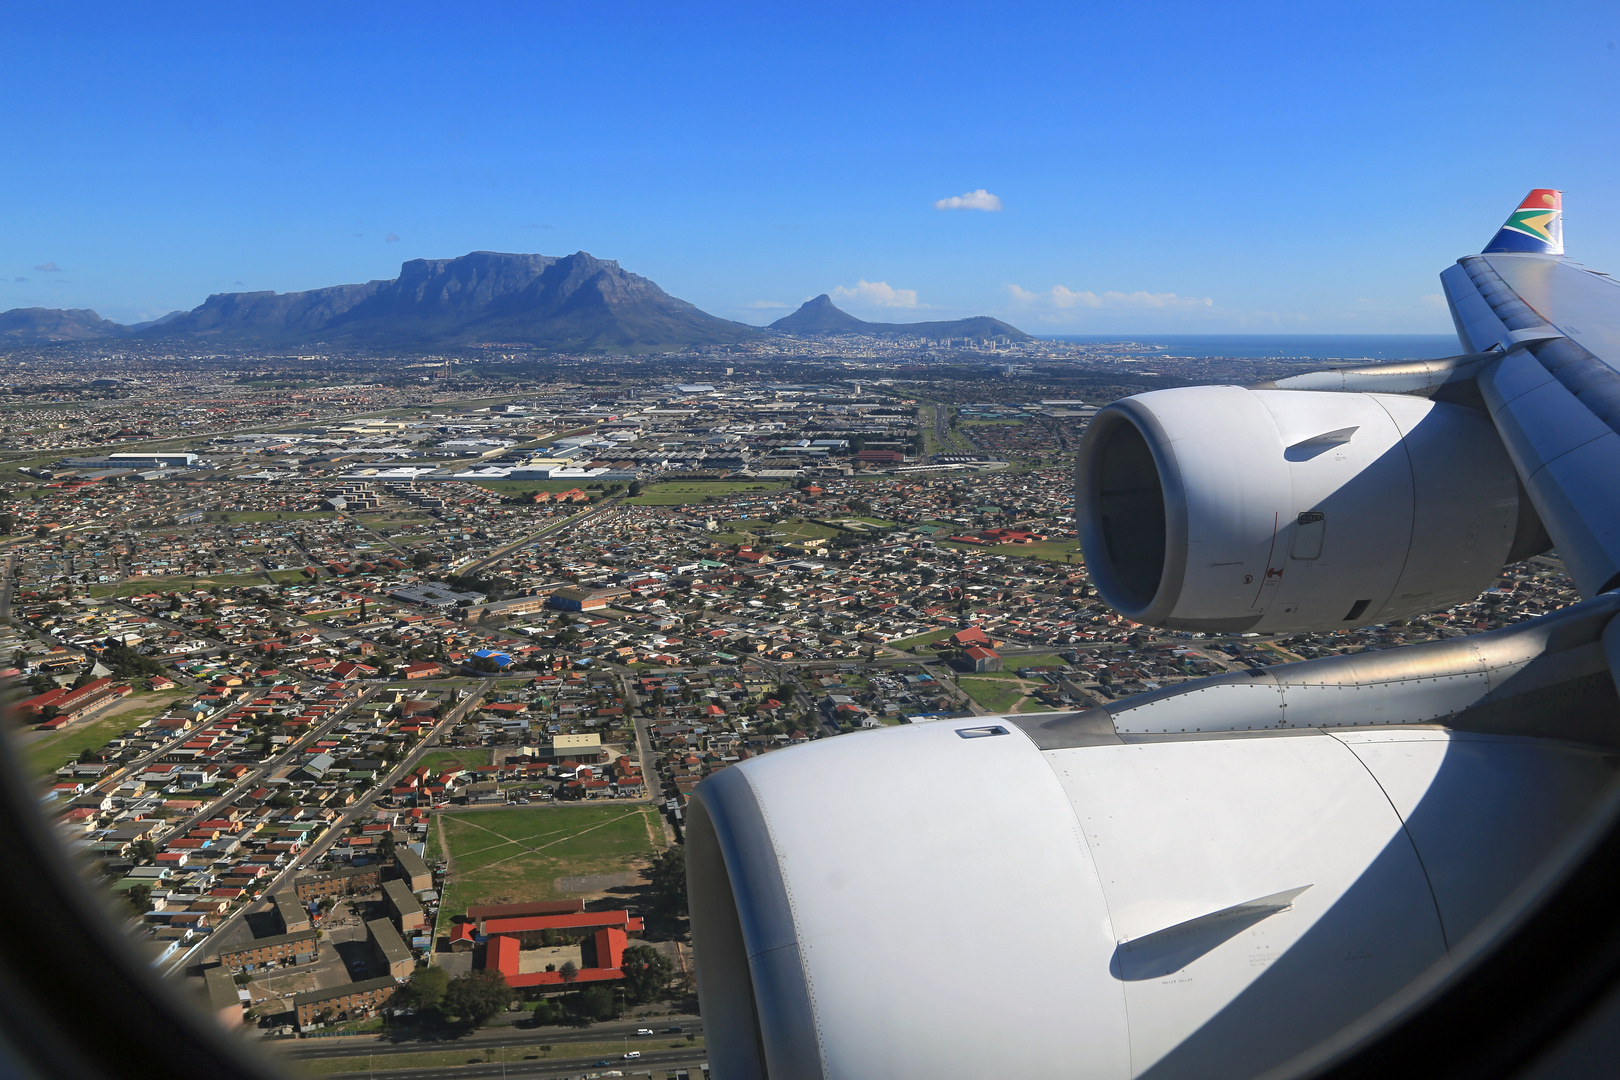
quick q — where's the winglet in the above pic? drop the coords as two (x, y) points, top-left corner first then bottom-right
(1483, 189), (1563, 255)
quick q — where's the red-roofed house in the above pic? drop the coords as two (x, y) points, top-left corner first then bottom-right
(448, 921), (478, 951)
(963, 645), (1002, 673)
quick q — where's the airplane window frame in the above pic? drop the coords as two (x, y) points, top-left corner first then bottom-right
(0, 705), (286, 1080)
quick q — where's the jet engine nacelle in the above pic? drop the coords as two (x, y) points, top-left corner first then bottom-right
(1074, 386), (1546, 635)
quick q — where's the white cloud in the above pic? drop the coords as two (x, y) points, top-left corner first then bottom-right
(33, 261), (62, 272)
(1007, 284), (1212, 309)
(833, 280), (919, 308)
(934, 188), (1003, 212)
(1419, 293), (1447, 308)
(745, 300), (791, 309)
(385, 233), (401, 243)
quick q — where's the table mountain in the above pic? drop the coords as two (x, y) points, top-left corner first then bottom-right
(0, 252), (761, 352)
(770, 294), (1030, 340)
(146, 251), (761, 351)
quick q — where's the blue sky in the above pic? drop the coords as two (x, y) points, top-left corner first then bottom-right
(4, 1), (1619, 333)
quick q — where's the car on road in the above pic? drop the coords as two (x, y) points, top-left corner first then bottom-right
(635, 1028), (654, 1036)
(622, 1051), (641, 1059)
(666, 1025), (683, 1033)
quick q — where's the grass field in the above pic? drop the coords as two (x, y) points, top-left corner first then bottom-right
(431, 804), (663, 929)
(1009, 653), (1070, 670)
(937, 539), (1083, 564)
(21, 690), (189, 777)
(294, 1038), (705, 1075)
(710, 516), (840, 545)
(89, 573), (270, 598)
(956, 677), (1027, 714)
(886, 627), (956, 651)
(968, 653), (1071, 679)
(416, 748), (492, 776)
(623, 481), (785, 506)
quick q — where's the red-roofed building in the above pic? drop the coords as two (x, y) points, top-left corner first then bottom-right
(479, 932), (625, 989)
(950, 627), (992, 648)
(466, 899), (584, 930)
(481, 909), (643, 946)
(448, 921), (478, 951)
(963, 645), (1003, 673)
(591, 926), (626, 969)
(487, 931), (520, 976)
(19, 677), (132, 728)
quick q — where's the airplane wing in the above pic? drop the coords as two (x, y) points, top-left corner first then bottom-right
(685, 191), (1620, 1080)
(1442, 190), (1620, 600)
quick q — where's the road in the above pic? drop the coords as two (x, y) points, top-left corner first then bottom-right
(156, 684), (388, 847)
(605, 664), (656, 805)
(284, 1046), (709, 1080)
(0, 553), (14, 621)
(199, 679), (495, 964)
(282, 1017), (703, 1059)
(454, 499), (619, 578)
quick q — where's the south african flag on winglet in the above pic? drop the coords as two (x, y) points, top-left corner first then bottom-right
(1483, 188), (1563, 255)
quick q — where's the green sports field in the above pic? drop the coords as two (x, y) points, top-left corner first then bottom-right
(429, 804), (663, 934)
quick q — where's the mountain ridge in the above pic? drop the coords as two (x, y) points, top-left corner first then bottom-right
(769, 294), (1029, 340)
(0, 252), (762, 352)
(0, 307), (132, 343)
(0, 260), (1033, 350)
(148, 251), (762, 352)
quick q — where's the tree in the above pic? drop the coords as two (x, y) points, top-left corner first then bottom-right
(444, 969), (510, 1027)
(125, 882), (153, 914)
(648, 845), (688, 917)
(572, 984), (616, 1023)
(558, 960), (578, 985)
(619, 944), (674, 1004)
(401, 965), (450, 1013)
(131, 838), (157, 865)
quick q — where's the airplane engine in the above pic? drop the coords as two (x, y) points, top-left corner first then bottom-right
(1074, 386), (1549, 635)
(687, 680), (1618, 1080)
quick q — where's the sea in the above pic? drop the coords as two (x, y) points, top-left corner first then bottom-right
(1047, 334), (1462, 362)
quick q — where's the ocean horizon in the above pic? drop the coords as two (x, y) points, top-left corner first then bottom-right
(1045, 333), (1462, 361)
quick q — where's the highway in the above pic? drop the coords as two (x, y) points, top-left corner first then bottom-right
(282, 1017), (703, 1060)
(282, 1045), (709, 1080)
